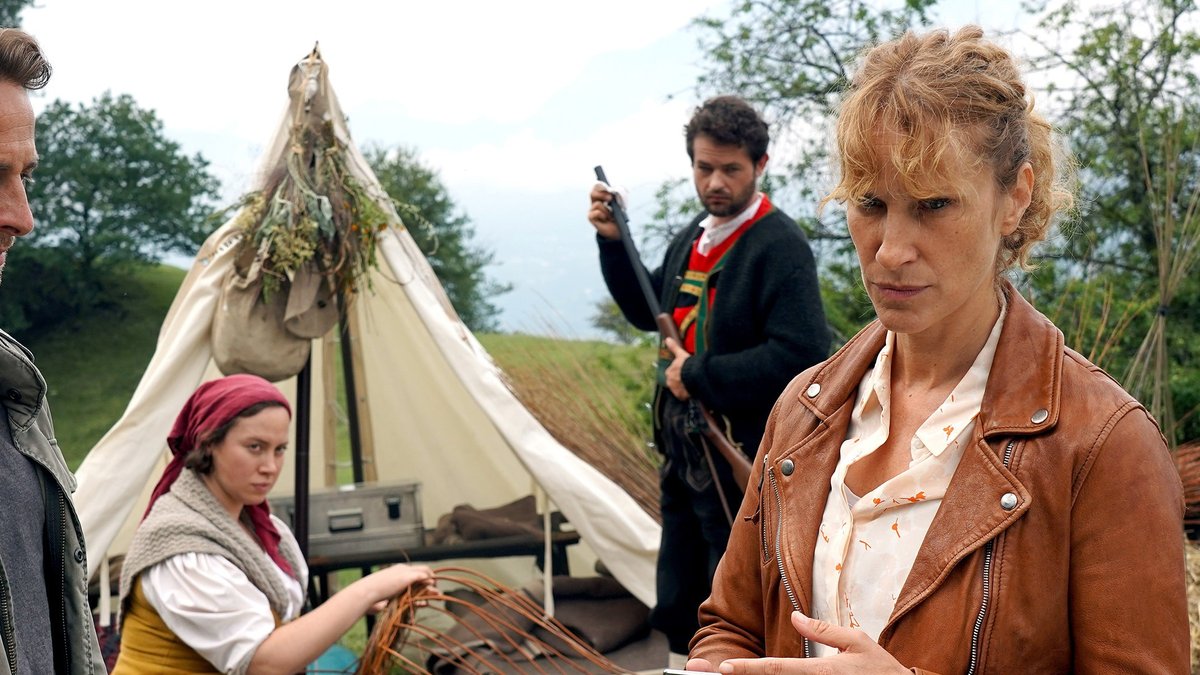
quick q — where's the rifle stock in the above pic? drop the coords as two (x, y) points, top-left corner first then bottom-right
(655, 313), (753, 489)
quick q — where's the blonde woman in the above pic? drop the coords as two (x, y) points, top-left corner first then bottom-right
(689, 26), (1188, 674)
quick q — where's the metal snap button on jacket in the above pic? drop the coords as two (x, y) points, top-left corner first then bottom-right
(1031, 408), (1049, 424)
(780, 459), (795, 476)
(1000, 493), (1018, 511)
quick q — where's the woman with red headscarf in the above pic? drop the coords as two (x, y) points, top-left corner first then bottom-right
(111, 374), (433, 674)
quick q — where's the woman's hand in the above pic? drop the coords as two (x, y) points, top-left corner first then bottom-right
(711, 612), (908, 674)
(359, 563), (436, 611)
(251, 563), (437, 672)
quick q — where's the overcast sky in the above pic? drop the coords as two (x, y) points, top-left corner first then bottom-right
(21, 0), (1021, 338)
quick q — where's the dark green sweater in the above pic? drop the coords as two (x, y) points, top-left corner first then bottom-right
(598, 206), (830, 456)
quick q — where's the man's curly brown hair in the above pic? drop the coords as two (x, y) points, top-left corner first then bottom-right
(685, 95), (770, 164)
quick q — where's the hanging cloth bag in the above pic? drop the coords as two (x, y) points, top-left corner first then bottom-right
(211, 241), (311, 382)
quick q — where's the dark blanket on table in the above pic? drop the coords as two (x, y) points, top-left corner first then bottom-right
(432, 495), (542, 545)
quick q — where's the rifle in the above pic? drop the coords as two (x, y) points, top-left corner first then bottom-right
(594, 166), (753, 490)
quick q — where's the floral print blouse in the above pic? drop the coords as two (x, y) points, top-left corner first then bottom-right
(810, 301), (1007, 653)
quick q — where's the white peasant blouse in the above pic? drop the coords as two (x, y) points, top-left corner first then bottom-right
(140, 514), (308, 672)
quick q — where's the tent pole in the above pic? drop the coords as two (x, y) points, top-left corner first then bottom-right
(321, 336), (339, 487)
(338, 291), (375, 634)
(294, 353), (313, 558)
(346, 307), (378, 482)
(339, 293), (365, 484)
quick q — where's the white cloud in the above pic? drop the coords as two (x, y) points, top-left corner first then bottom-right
(24, 0), (723, 131)
(22, 0), (724, 210)
(423, 96), (697, 197)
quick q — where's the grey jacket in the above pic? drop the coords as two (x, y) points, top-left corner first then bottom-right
(0, 329), (105, 674)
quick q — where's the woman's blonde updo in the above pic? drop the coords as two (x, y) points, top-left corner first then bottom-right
(827, 25), (1075, 270)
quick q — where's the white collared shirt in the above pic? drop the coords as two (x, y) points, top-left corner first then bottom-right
(810, 299), (1007, 653)
(696, 192), (764, 255)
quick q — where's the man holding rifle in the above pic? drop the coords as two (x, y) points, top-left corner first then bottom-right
(587, 95), (830, 665)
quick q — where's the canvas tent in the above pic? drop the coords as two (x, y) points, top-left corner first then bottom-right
(71, 49), (660, 611)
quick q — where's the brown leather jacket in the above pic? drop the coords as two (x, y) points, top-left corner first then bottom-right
(692, 284), (1189, 674)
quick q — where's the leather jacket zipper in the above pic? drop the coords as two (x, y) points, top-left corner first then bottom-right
(768, 466), (811, 658)
(965, 439), (1016, 675)
(753, 457), (766, 555)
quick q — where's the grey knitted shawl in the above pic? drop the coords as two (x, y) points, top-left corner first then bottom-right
(118, 469), (303, 624)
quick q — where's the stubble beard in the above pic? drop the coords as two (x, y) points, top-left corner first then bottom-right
(701, 184), (756, 218)
(0, 233), (12, 287)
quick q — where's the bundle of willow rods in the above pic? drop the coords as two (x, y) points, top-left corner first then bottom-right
(357, 566), (627, 675)
(486, 335), (661, 523)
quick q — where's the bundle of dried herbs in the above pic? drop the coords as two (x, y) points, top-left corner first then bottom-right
(234, 117), (391, 300)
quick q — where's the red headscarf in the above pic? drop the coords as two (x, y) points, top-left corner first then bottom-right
(145, 373), (295, 575)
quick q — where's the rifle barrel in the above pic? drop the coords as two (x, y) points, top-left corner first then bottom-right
(594, 166), (662, 317)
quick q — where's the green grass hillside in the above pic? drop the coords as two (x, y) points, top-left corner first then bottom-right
(17, 264), (187, 469)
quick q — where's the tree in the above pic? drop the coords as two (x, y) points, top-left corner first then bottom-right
(1021, 0), (1200, 444)
(693, 0), (936, 239)
(27, 92), (219, 308)
(364, 144), (510, 332)
(1028, 0), (1200, 272)
(637, 177), (700, 257)
(0, 0), (34, 26)
(591, 297), (647, 345)
(0, 92), (219, 334)
(696, 0), (935, 124)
